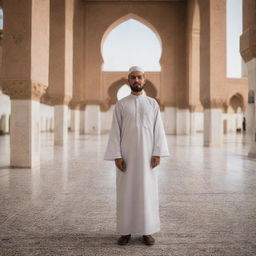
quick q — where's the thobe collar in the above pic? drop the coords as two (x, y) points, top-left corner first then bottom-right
(130, 93), (146, 98)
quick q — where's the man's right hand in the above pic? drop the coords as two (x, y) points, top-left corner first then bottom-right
(115, 158), (126, 172)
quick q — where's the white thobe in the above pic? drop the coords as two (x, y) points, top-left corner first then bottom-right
(104, 94), (169, 235)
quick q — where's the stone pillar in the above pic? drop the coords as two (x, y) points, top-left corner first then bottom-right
(204, 108), (223, 146)
(84, 105), (101, 134)
(227, 107), (236, 133)
(1, 0), (49, 168)
(240, 0), (256, 157)
(70, 109), (80, 133)
(189, 105), (203, 134)
(10, 100), (40, 167)
(190, 111), (197, 134)
(71, 0), (84, 134)
(246, 60), (256, 157)
(198, 0), (227, 146)
(176, 109), (190, 135)
(54, 105), (68, 145)
(187, 1), (200, 135)
(236, 109), (243, 132)
(48, 0), (74, 145)
(80, 109), (85, 134)
(164, 107), (176, 135)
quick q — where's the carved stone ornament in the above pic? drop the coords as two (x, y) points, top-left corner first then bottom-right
(49, 95), (72, 106)
(189, 104), (204, 112)
(69, 99), (82, 110)
(201, 98), (226, 109)
(1, 79), (47, 101)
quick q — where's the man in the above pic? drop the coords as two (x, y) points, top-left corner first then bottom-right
(104, 66), (169, 246)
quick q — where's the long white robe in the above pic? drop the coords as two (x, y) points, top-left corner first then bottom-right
(104, 94), (169, 235)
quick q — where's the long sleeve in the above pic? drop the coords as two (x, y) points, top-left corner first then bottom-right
(152, 104), (169, 157)
(104, 104), (122, 161)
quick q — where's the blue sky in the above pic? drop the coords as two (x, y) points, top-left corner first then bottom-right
(103, 0), (243, 78)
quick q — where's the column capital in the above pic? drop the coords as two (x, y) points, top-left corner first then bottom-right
(69, 99), (82, 110)
(189, 104), (203, 112)
(240, 27), (256, 63)
(1, 79), (47, 101)
(41, 92), (72, 106)
(84, 100), (102, 106)
(201, 98), (226, 109)
(50, 95), (72, 106)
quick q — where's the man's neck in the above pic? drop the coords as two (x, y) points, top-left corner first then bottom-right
(131, 91), (143, 96)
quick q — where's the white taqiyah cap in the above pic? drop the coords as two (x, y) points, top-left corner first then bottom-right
(128, 66), (144, 74)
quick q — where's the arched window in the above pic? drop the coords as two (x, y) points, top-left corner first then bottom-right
(102, 18), (161, 71)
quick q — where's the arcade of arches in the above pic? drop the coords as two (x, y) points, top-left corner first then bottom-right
(0, 0), (254, 169)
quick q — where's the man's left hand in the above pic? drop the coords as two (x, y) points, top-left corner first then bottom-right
(151, 156), (160, 168)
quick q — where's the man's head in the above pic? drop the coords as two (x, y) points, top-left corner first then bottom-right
(128, 66), (146, 93)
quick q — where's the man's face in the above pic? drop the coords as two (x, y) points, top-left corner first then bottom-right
(128, 71), (146, 92)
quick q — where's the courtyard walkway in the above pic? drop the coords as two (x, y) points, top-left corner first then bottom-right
(0, 133), (255, 256)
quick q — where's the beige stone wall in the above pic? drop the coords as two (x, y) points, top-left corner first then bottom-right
(0, 0), (248, 112)
(83, 1), (187, 107)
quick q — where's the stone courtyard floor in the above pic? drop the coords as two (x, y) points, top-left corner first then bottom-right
(0, 133), (256, 256)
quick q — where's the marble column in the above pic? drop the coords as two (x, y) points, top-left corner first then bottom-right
(70, 109), (80, 134)
(226, 107), (236, 133)
(1, 0), (49, 168)
(198, 0), (227, 146)
(204, 108), (223, 146)
(80, 109), (85, 134)
(190, 111), (197, 134)
(10, 100), (40, 167)
(71, 0), (84, 134)
(176, 109), (190, 135)
(48, 0), (74, 145)
(164, 107), (176, 135)
(246, 59), (256, 157)
(54, 105), (68, 146)
(240, 0), (256, 157)
(84, 105), (101, 134)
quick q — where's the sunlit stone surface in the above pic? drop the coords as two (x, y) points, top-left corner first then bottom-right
(0, 133), (256, 255)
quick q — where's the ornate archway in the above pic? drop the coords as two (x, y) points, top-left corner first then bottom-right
(101, 77), (159, 111)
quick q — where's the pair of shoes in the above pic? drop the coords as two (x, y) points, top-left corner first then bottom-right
(117, 234), (131, 245)
(142, 235), (155, 246)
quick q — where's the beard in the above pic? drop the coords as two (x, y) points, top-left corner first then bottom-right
(130, 83), (144, 92)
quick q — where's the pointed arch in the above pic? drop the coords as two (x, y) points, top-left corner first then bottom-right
(229, 93), (245, 113)
(102, 77), (159, 111)
(100, 13), (162, 60)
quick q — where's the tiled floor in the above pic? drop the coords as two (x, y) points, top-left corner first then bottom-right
(0, 133), (256, 256)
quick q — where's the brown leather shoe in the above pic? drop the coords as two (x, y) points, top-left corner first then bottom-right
(142, 235), (155, 246)
(117, 234), (131, 245)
